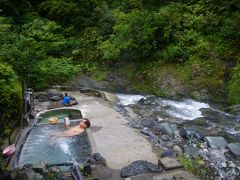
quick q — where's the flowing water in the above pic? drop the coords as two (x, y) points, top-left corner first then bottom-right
(116, 94), (240, 139)
(18, 122), (91, 165)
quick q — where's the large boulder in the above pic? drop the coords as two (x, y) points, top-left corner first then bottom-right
(161, 149), (177, 158)
(120, 160), (163, 178)
(137, 96), (158, 105)
(205, 136), (228, 149)
(179, 127), (204, 141)
(140, 117), (157, 128)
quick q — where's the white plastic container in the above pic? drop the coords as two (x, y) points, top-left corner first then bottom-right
(64, 117), (70, 128)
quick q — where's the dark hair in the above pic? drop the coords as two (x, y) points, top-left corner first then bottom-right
(82, 118), (91, 128)
(65, 93), (68, 96)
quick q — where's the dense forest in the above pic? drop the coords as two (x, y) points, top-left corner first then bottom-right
(0, 0), (239, 147)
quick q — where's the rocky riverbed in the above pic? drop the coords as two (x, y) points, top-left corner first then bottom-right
(114, 94), (240, 179)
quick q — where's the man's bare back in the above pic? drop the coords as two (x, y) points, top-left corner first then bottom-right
(62, 126), (85, 137)
(53, 118), (91, 137)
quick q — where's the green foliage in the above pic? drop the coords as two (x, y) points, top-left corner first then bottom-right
(100, 9), (158, 61)
(0, 16), (81, 90)
(39, 0), (80, 23)
(228, 63), (240, 104)
(99, 39), (120, 61)
(32, 57), (79, 89)
(38, 0), (107, 30)
(0, 0), (239, 108)
(0, 63), (21, 138)
(178, 154), (207, 178)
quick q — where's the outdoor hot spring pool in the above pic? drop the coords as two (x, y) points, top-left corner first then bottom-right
(17, 108), (91, 166)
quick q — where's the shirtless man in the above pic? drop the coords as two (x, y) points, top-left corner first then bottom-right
(54, 118), (91, 137)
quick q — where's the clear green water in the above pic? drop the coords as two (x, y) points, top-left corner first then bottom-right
(38, 109), (82, 124)
(18, 122), (91, 165)
(18, 109), (90, 166)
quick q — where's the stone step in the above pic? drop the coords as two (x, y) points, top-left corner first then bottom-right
(205, 136), (227, 149)
(158, 157), (182, 170)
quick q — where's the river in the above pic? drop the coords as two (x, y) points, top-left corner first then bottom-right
(116, 94), (240, 140)
(115, 94), (240, 179)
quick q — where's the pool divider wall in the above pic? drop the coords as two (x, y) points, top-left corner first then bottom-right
(37, 107), (83, 124)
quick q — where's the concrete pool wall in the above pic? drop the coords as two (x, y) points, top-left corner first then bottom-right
(15, 107), (93, 167)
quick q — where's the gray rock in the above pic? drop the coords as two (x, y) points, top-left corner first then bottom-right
(140, 128), (151, 136)
(48, 92), (64, 101)
(48, 166), (60, 173)
(10, 168), (43, 180)
(161, 149), (177, 158)
(140, 117), (157, 128)
(129, 121), (142, 129)
(220, 162), (227, 168)
(32, 161), (47, 173)
(161, 134), (170, 141)
(65, 75), (106, 90)
(159, 123), (175, 138)
(33, 92), (49, 102)
(158, 157), (182, 170)
(86, 153), (106, 165)
(227, 143), (240, 157)
(163, 118), (185, 125)
(173, 145), (183, 154)
(228, 161), (236, 168)
(120, 160), (163, 178)
(179, 127), (204, 141)
(205, 136), (228, 149)
(183, 146), (199, 158)
(209, 150), (227, 167)
(80, 88), (101, 97)
(137, 96), (158, 105)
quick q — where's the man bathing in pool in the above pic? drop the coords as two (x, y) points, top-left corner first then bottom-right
(54, 118), (91, 137)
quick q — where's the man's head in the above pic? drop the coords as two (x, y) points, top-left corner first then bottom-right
(65, 93), (68, 96)
(80, 118), (91, 128)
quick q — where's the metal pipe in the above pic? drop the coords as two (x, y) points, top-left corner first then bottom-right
(73, 164), (84, 180)
(70, 167), (78, 180)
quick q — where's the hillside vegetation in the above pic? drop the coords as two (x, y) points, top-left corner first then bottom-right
(0, 0), (239, 141)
